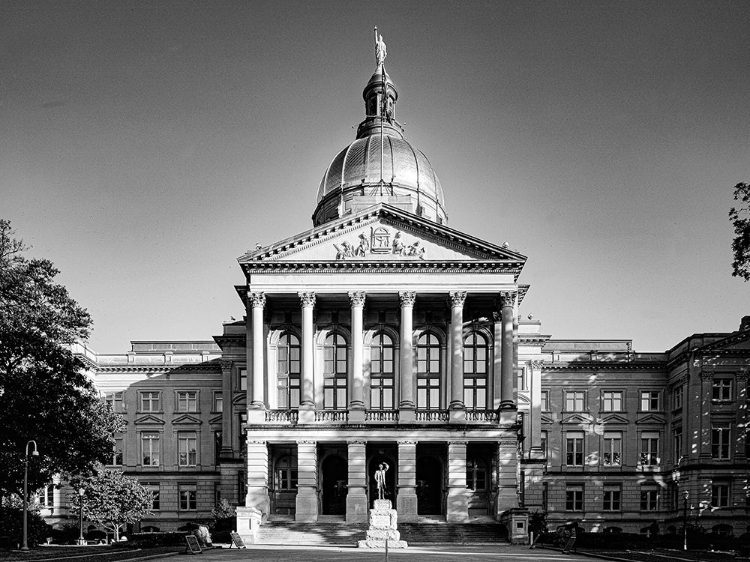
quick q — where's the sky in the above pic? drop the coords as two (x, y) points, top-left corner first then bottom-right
(2, 0), (748, 354)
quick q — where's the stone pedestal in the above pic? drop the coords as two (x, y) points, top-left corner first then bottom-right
(357, 499), (408, 548)
(235, 506), (262, 544)
(500, 507), (529, 545)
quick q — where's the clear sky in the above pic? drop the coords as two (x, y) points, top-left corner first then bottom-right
(2, 1), (748, 353)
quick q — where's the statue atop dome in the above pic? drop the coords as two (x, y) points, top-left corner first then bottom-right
(374, 27), (387, 68)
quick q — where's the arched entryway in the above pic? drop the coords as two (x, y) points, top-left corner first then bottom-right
(321, 454), (347, 515)
(416, 455), (443, 515)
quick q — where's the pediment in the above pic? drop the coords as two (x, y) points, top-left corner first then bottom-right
(209, 414), (223, 425)
(172, 414), (202, 425)
(239, 205), (527, 266)
(134, 414), (165, 425)
(600, 413), (629, 425)
(636, 413), (666, 425)
(699, 330), (750, 353)
(541, 414), (555, 425)
(232, 394), (247, 405)
(560, 413), (594, 425)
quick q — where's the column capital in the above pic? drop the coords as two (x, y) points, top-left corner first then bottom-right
(347, 439), (367, 446)
(399, 291), (416, 308)
(249, 292), (266, 308)
(220, 359), (233, 373)
(530, 360), (545, 370)
(298, 292), (316, 308)
(700, 368), (714, 381)
(447, 440), (468, 447)
(736, 368), (749, 381)
(397, 439), (418, 446)
(498, 290), (516, 309)
(449, 291), (467, 307)
(348, 291), (366, 308)
(296, 439), (317, 446)
(247, 439), (267, 445)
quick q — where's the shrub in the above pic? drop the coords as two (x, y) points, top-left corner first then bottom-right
(0, 506), (51, 549)
(122, 532), (187, 548)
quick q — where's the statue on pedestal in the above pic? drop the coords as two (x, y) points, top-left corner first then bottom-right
(374, 462), (389, 499)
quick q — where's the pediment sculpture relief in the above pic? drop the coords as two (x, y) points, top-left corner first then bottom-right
(334, 227), (426, 260)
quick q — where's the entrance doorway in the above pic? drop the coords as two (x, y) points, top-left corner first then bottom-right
(416, 455), (443, 515)
(321, 454), (347, 515)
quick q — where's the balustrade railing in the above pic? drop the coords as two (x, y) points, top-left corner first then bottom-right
(466, 409), (499, 422)
(314, 410), (347, 422)
(365, 410), (399, 422)
(415, 409), (449, 422)
(265, 409), (298, 423)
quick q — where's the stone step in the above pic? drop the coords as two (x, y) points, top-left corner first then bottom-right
(256, 520), (508, 546)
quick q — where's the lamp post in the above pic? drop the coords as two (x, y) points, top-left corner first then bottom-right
(683, 490), (689, 551)
(21, 440), (39, 551)
(78, 488), (85, 545)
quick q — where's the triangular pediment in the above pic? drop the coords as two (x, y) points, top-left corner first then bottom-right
(560, 413), (594, 425)
(239, 205), (526, 267)
(541, 414), (555, 425)
(601, 413), (629, 425)
(209, 414), (223, 425)
(172, 414), (202, 425)
(636, 413), (666, 425)
(134, 414), (165, 425)
(699, 330), (750, 354)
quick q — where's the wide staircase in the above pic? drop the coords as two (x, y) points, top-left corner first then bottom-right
(257, 517), (508, 546)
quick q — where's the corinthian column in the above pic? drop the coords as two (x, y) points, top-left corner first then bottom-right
(348, 292), (366, 422)
(499, 290), (516, 409)
(299, 292), (316, 410)
(399, 291), (416, 419)
(248, 292), (266, 409)
(449, 291), (467, 411)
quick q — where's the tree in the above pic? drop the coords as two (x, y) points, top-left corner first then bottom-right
(729, 182), (750, 281)
(72, 468), (152, 542)
(0, 219), (123, 502)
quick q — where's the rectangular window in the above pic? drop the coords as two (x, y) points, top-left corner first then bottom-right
(673, 385), (683, 410)
(178, 433), (198, 466)
(602, 391), (623, 412)
(566, 485), (584, 511)
(239, 368), (247, 391)
(177, 391), (198, 413)
(516, 367), (527, 391)
(603, 485), (621, 511)
(142, 482), (160, 510)
(603, 432), (622, 466)
(214, 430), (222, 463)
(712, 379), (732, 401)
(566, 432), (584, 466)
(541, 431), (548, 456)
(673, 426), (683, 462)
(711, 483), (729, 508)
(105, 392), (124, 412)
(711, 423), (731, 459)
(111, 436), (124, 466)
(141, 432), (160, 466)
(565, 391), (585, 411)
(213, 392), (223, 413)
(640, 488), (659, 511)
(140, 391), (160, 412)
(640, 432), (659, 466)
(179, 485), (197, 511)
(42, 485), (54, 508)
(640, 391), (660, 411)
(541, 390), (549, 412)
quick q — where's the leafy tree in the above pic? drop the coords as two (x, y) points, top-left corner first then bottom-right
(0, 219), (123, 503)
(72, 468), (152, 542)
(729, 182), (750, 281)
(0, 496), (51, 548)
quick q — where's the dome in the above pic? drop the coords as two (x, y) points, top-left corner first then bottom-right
(312, 66), (448, 226)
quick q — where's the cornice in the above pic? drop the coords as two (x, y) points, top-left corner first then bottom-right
(242, 261), (523, 275)
(96, 364), (222, 374)
(543, 361), (666, 372)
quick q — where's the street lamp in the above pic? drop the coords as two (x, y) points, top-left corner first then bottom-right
(683, 490), (689, 551)
(78, 489), (85, 545)
(21, 440), (39, 551)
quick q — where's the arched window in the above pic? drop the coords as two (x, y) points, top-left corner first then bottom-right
(323, 333), (348, 409)
(275, 455), (298, 490)
(463, 332), (488, 408)
(417, 332), (441, 409)
(465, 457), (487, 491)
(277, 332), (301, 409)
(370, 332), (394, 409)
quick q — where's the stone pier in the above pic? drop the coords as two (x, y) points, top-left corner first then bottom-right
(357, 499), (408, 549)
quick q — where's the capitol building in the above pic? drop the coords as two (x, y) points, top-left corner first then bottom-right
(43, 39), (749, 542)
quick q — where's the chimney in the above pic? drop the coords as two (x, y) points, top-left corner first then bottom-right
(740, 316), (750, 331)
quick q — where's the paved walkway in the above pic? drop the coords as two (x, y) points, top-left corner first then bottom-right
(163, 544), (589, 562)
